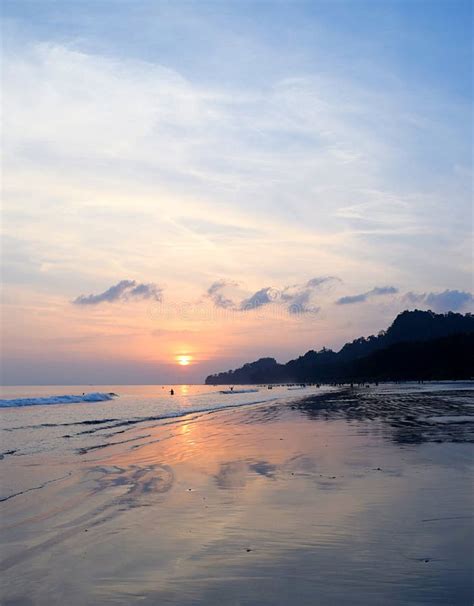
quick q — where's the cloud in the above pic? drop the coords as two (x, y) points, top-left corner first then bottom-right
(206, 280), (238, 309)
(335, 286), (473, 312)
(336, 286), (398, 305)
(286, 290), (320, 315)
(206, 275), (338, 314)
(305, 276), (341, 289)
(403, 289), (474, 312)
(281, 276), (339, 314)
(240, 287), (277, 311)
(371, 286), (398, 296)
(73, 280), (162, 305)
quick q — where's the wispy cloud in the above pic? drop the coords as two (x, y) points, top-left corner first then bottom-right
(206, 280), (238, 309)
(3, 40), (471, 297)
(336, 286), (398, 305)
(73, 280), (163, 305)
(281, 276), (339, 314)
(285, 290), (319, 315)
(403, 289), (473, 313)
(305, 277), (341, 289)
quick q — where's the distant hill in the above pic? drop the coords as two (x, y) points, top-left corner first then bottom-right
(205, 310), (474, 384)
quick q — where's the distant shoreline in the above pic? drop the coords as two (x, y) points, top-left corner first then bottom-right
(206, 310), (474, 385)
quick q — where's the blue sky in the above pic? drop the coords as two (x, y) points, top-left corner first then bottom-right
(1, 0), (472, 383)
(4, 0), (472, 92)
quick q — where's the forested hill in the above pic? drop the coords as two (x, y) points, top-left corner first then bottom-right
(205, 310), (474, 384)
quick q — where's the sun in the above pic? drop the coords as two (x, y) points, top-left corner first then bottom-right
(176, 355), (192, 366)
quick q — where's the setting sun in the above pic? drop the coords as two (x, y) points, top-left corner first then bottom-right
(176, 355), (192, 366)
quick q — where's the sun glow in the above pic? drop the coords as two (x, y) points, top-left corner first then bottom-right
(177, 355), (192, 366)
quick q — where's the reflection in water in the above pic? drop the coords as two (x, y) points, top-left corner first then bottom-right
(214, 460), (277, 489)
(296, 387), (474, 444)
(92, 463), (175, 505)
(1, 385), (473, 605)
(249, 460), (277, 478)
(215, 461), (249, 489)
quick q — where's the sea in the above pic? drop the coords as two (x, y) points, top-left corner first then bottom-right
(0, 383), (337, 461)
(1, 380), (473, 466)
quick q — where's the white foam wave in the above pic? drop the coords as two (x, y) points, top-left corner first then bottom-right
(0, 392), (118, 408)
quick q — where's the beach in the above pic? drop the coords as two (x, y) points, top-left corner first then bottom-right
(1, 383), (473, 605)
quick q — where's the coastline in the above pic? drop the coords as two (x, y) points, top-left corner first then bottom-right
(1, 384), (473, 605)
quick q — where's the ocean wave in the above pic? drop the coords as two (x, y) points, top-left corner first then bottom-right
(0, 392), (118, 408)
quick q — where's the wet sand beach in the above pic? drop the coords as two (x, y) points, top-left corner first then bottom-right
(1, 383), (473, 605)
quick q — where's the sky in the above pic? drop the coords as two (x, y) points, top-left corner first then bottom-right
(1, 0), (473, 384)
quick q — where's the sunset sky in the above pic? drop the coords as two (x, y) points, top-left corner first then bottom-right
(2, 0), (473, 384)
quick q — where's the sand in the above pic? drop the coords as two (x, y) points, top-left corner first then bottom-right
(1, 385), (473, 605)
